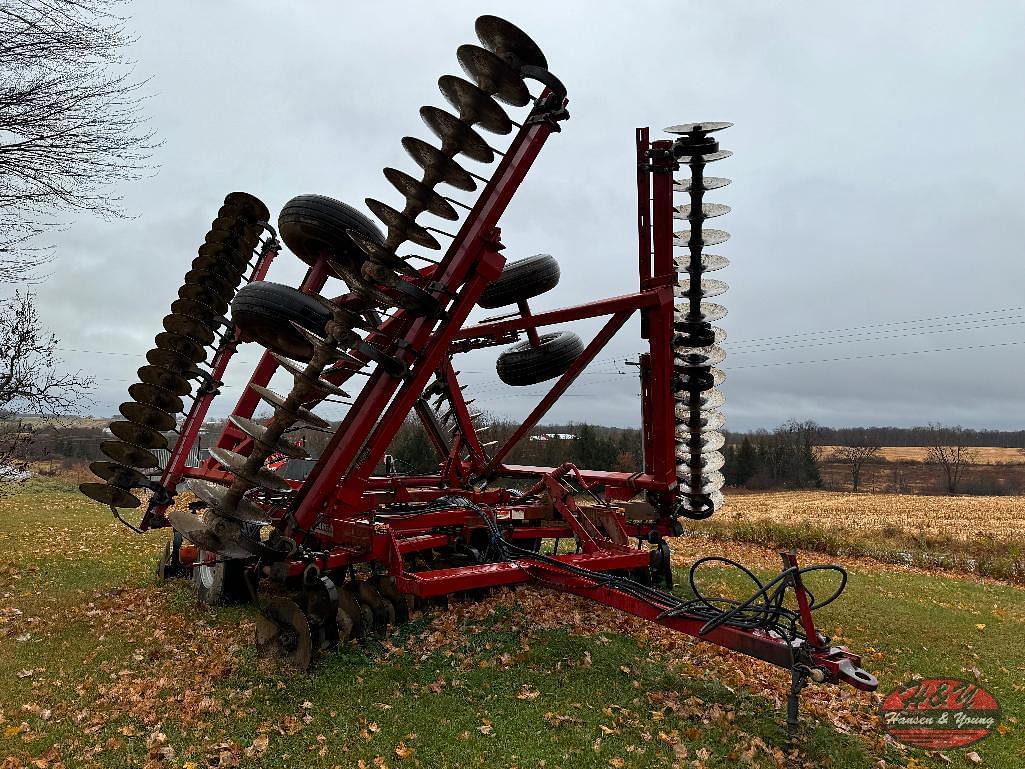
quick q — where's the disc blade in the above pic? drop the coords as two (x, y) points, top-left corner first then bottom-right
(184, 267), (240, 296)
(88, 460), (149, 489)
(674, 388), (725, 409)
(222, 191), (270, 222)
(456, 44), (530, 106)
(674, 278), (729, 299)
(145, 347), (198, 374)
(162, 313), (216, 347)
(167, 509), (252, 558)
(664, 121), (733, 135)
(675, 431), (726, 455)
(228, 415), (308, 459)
(475, 14), (548, 69)
(675, 302), (727, 324)
(250, 384), (331, 429)
(100, 440), (160, 469)
(674, 253), (729, 272)
(271, 353), (350, 398)
(109, 419), (170, 450)
(383, 167), (459, 221)
(128, 382), (184, 414)
(674, 228), (731, 248)
(674, 345), (727, 366)
(178, 284), (230, 315)
(674, 366), (726, 389)
(678, 450), (726, 473)
(170, 297), (226, 326)
(208, 447), (292, 492)
(674, 203), (731, 220)
(674, 176), (731, 193)
(401, 136), (478, 191)
(438, 75), (512, 135)
(79, 482), (140, 509)
(188, 479), (272, 524)
(154, 331), (207, 363)
(675, 410), (725, 432)
(419, 106), (495, 163)
(365, 198), (441, 250)
(676, 150), (733, 163)
(119, 401), (176, 433)
(326, 259), (396, 308)
(676, 475), (726, 495)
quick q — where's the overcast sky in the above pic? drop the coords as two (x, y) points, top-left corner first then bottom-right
(25, 0), (1025, 432)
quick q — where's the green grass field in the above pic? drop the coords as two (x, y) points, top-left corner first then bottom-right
(1, 478), (1023, 768)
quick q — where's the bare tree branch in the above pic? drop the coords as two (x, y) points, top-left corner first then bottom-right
(832, 442), (881, 492)
(926, 422), (976, 495)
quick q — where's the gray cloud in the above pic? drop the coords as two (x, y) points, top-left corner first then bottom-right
(23, 0), (1025, 431)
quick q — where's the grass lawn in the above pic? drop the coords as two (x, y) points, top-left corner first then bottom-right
(0, 478), (1022, 768)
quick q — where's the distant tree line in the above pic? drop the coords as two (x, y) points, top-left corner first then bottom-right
(722, 420), (823, 490)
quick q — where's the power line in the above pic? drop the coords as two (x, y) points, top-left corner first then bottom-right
(726, 339), (1025, 370)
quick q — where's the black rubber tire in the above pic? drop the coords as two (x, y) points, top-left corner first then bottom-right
(278, 194), (384, 267)
(193, 551), (252, 605)
(231, 281), (331, 362)
(496, 331), (585, 386)
(478, 254), (560, 309)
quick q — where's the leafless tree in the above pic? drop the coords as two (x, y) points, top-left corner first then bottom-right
(926, 423), (976, 495)
(0, 291), (93, 488)
(1, 0), (157, 281)
(833, 442), (881, 492)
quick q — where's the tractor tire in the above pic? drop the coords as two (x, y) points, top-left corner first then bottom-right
(231, 281), (331, 362)
(496, 331), (585, 386)
(278, 194), (384, 267)
(478, 254), (560, 309)
(193, 551), (252, 605)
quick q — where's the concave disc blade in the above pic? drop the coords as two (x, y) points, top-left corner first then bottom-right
(675, 410), (726, 432)
(674, 388), (726, 409)
(677, 150), (733, 163)
(456, 44), (530, 106)
(365, 198), (441, 250)
(674, 203), (731, 220)
(109, 419), (169, 450)
(137, 365), (191, 396)
(178, 284), (230, 315)
(162, 313), (215, 347)
(674, 345), (727, 366)
(383, 167), (458, 221)
(228, 415), (308, 459)
(674, 228), (731, 248)
(676, 475), (726, 495)
(119, 401), (176, 433)
(271, 353), (349, 398)
(222, 191), (270, 222)
(438, 75), (512, 135)
(256, 596), (313, 671)
(250, 384), (331, 429)
(678, 450), (726, 473)
(154, 331), (206, 364)
(420, 106), (494, 163)
(675, 430), (727, 455)
(167, 509), (252, 559)
(208, 447), (291, 492)
(675, 176), (731, 192)
(664, 121), (733, 135)
(326, 259), (395, 309)
(100, 440), (159, 469)
(188, 479), (274, 523)
(677, 490), (725, 512)
(475, 14), (548, 68)
(184, 267), (240, 296)
(674, 326), (727, 347)
(674, 278), (729, 299)
(674, 366), (726, 388)
(674, 254), (730, 272)
(89, 460), (149, 489)
(79, 482), (140, 509)
(346, 228), (404, 269)
(170, 298), (224, 325)
(145, 347), (198, 374)
(674, 302), (728, 323)
(128, 382), (184, 414)
(401, 137), (478, 191)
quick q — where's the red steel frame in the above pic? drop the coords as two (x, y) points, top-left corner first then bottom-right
(143, 109), (876, 693)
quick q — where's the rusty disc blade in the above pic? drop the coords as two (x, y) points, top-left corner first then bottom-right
(457, 44), (530, 106)
(677, 450), (726, 473)
(327, 259), (396, 308)
(154, 331), (206, 364)
(89, 460), (149, 489)
(674, 410), (726, 432)
(99, 440), (159, 469)
(170, 297), (224, 325)
(197, 240), (252, 263)
(673, 388), (726, 410)
(673, 228), (731, 248)
(228, 415), (308, 459)
(674, 203), (731, 220)
(365, 198), (441, 250)
(419, 106), (495, 163)
(676, 149), (733, 164)
(208, 447), (292, 492)
(108, 416), (168, 449)
(674, 345), (727, 367)
(79, 482), (140, 509)
(674, 302), (728, 324)
(137, 365), (191, 396)
(438, 75), (512, 135)
(675, 176), (731, 193)
(346, 228), (405, 270)
(162, 313), (216, 347)
(256, 596), (313, 671)
(184, 267), (240, 296)
(675, 278), (729, 299)
(475, 14), (548, 69)
(222, 191), (270, 222)
(128, 382), (184, 414)
(145, 347), (198, 374)
(271, 353), (349, 398)
(188, 479), (273, 524)
(382, 167), (458, 221)
(117, 401), (176, 435)
(401, 136), (478, 191)
(674, 253), (730, 273)
(167, 509), (253, 558)
(250, 384), (331, 429)
(664, 121), (733, 135)
(178, 284), (230, 315)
